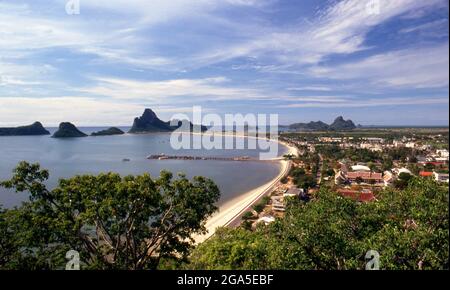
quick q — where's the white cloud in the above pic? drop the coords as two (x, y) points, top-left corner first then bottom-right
(286, 86), (332, 92)
(79, 76), (267, 101)
(190, 0), (447, 67)
(309, 44), (449, 88)
(399, 19), (449, 34)
(0, 61), (55, 87)
(278, 96), (449, 108)
(0, 2), (175, 69)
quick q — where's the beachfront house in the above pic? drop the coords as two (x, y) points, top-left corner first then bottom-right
(271, 196), (286, 212)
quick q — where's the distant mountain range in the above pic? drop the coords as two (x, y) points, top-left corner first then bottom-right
(287, 116), (357, 131)
(8, 113), (442, 137)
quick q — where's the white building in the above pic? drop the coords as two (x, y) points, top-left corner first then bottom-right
(271, 196), (286, 212)
(383, 171), (395, 187)
(257, 216), (276, 225)
(393, 167), (413, 176)
(393, 140), (404, 147)
(351, 165), (371, 172)
(437, 149), (449, 159)
(433, 172), (449, 183)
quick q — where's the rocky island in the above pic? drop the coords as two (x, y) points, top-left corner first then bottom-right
(0, 122), (50, 136)
(129, 109), (207, 133)
(91, 127), (125, 136)
(52, 122), (87, 138)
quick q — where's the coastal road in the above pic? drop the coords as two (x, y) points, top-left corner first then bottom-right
(225, 158), (292, 228)
(316, 153), (324, 185)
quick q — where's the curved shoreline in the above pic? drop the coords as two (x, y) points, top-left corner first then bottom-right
(193, 137), (297, 244)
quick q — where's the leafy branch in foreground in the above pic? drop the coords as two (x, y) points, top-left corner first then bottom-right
(0, 161), (220, 270)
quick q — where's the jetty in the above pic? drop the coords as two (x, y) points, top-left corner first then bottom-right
(147, 154), (270, 162)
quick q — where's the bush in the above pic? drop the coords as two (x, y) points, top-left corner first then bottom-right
(189, 178), (449, 270)
(242, 211), (255, 220)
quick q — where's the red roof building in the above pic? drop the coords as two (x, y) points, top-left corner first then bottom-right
(347, 171), (383, 183)
(338, 189), (376, 202)
(419, 171), (433, 177)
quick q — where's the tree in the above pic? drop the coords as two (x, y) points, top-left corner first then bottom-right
(394, 172), (413, 189)
(368, 162), (376, 171)
(408, 164), (421, 176)
(409, 155), (418, 163)
(0, 161), (220, 270)
(425, 163), (435, 172)
(326, 168), (335, 177)
(242, 211), (255, 221)
(355, 176), (364, 184)
(295, 175), (317, 189)
(188, 178), (448, 270)
(382, 158), (394, 171)
(253, 203), (265, 214)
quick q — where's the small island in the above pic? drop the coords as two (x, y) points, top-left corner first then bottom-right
(91, 127), (125, 136)
(0, 122), (50, 136)
(52, 122), (87, 138)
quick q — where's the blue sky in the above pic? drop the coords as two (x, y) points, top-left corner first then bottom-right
(0, 0), (448, 126)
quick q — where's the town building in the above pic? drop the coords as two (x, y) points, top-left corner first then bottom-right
(433, 172), (449, 183)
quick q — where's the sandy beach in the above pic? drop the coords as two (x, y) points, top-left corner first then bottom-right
(193, 136), (298, 244)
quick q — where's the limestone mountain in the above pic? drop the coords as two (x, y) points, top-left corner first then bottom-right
(329, 116), (356, 130)
(288, 116), (356, 131)
(52, 122), (87, 138)
(0, 122), (50, 136)
(129, 109), (173, 133)
(289, 121), (330, 131)
(129, 109), (207, 133)
(91, 127), (125, 136)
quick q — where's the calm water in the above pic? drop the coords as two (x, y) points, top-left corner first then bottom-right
(0, 127), (286, 208)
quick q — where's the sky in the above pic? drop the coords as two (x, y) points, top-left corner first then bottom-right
(0, 0), (448, 126)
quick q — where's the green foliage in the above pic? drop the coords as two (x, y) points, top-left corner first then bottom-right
(253, 196), (270, 214)
(188, 227), (269, 270)
(325, 168), (335, 177)
(290, 167), (316, 189)
(394, 172), (413, 189)
(261, 196), (271, 205)
(295, 175), (317, 189)
(240, 220), (253, 231)
(189, 178), (449, 270)
(0, 161), (220, 270)
(242, 211), (255, 221)
(382, 157), (394, 171)
(425, 163), (435, 171)
(355, 176), (364, 184)
(252, 203), (265, 214)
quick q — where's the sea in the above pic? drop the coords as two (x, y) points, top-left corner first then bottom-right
(0, 127), (287, 208)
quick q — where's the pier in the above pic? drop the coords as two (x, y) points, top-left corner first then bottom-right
(147, 154), (274, 162)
